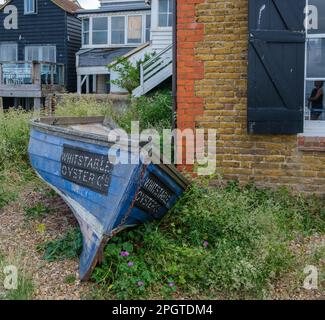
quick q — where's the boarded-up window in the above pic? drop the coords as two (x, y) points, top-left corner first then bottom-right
(128, 16), (142, 44)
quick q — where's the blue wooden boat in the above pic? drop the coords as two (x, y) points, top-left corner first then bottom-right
(28, 116), (189, 280)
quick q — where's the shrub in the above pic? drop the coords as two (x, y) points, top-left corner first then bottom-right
(110, 53), (154, 94)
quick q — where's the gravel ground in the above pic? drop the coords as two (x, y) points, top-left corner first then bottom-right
(269, 235), (325, 300)
(0, 187), (92, 300)
(0, 185), (324, 300)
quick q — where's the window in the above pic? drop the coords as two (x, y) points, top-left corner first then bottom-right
(25, 46), (56, 84)
(82, 18), (90, 45)
(305, 0), (325, 126)
(145, 14), (151, 42)
(111, 16), (125, 45)
(83, 14), (149, 46)
(92, 17), (108, 45)
(25, 46), (56, 62)
(24, 0), (36, 14)
(127, 16), (142, 44)
(0, 43), (17, 61)
(158, 0), (173, 27)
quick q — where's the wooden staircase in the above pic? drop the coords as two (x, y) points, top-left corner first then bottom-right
(132, 45), (172, 97)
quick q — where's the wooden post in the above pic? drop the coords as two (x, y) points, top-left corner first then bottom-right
(77, 75), (82, 94)
(0, 97), (3, 113)
(0, 63), (3, 85)
(86, 75), (89, 94)
(51, 64), (54, 85)
(34, 98), (41, 113)
(32, 61), (41, 85)
(93, 74), (97, 94)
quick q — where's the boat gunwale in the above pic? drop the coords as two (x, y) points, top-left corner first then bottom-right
(30, 117), (190, 190)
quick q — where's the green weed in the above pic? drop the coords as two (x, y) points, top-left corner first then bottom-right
(24, 202), (51, 220)
(91, 182), (324, 300)
(37, 229), (83, 262)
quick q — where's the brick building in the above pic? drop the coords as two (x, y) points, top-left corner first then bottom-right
(176, 0), (325, 195)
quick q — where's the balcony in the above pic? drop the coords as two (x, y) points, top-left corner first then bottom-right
(0, 61), (65, 98)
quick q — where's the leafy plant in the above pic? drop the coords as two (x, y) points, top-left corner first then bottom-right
(37, 229), (83, 262)
(64, 274), (77, 284)
(110, 53), (155, 94)
(24, 202), (51, 220)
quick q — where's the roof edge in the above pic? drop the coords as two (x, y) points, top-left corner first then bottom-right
(0, 0), (81, 13)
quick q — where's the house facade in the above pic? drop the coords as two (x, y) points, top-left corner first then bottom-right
(0, 0), (81, 109)
(76, 0), (173, 95)
(176, 0), (325, 195)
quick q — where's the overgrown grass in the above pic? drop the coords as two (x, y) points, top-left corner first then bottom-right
(0, 94), (324, 300)
(89, 181), (324, 300)
(0, 251), (34, 300)
(37, 181), (325, 299)
(0, 109), (37, 209)
(55, 90), (173, 133)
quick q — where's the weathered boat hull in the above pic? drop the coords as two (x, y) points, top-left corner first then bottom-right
(28, 117), (188, 280)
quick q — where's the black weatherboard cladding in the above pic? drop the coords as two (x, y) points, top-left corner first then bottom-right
(0, 0), (81, 92)
(247, 0), (306, 134)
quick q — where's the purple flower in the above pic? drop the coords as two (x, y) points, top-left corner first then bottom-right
(203, 241), (209, 248)
(137, 281), (144, 287)
(168, 282), (175, 287)
(120, 251), (130, 257)
(128, 261), (134, 267)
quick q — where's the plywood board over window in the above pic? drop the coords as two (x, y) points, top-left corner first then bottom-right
(128, 16), (142, 44)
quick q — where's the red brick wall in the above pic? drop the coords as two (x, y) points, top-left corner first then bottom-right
(176, 0), (205, 130)
(176, 0), (205, 170)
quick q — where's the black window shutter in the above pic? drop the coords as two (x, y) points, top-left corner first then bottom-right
(248, 0), (306, 134)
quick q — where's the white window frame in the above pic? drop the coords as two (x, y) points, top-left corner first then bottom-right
(80, 12), (148, 48)
(92, 16), (109, 45)
(111, 15), (126, 45)
(24, 0), (36, 15)
(0, 42), (18, 61)
(304, 0), (325, 135)
(24, 45), (56, 63)
(145, 14), (151, 42)
(158, 0), (173, 28)
(82, 18), (90, 46)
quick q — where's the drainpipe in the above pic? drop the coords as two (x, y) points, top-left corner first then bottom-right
(172, 0), (177, 131)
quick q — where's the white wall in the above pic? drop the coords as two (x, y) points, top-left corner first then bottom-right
(150, 0), (173, 50)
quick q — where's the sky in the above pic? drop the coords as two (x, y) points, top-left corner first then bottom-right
(0, 0), (100, 9)
(78, 0), (100, 9)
